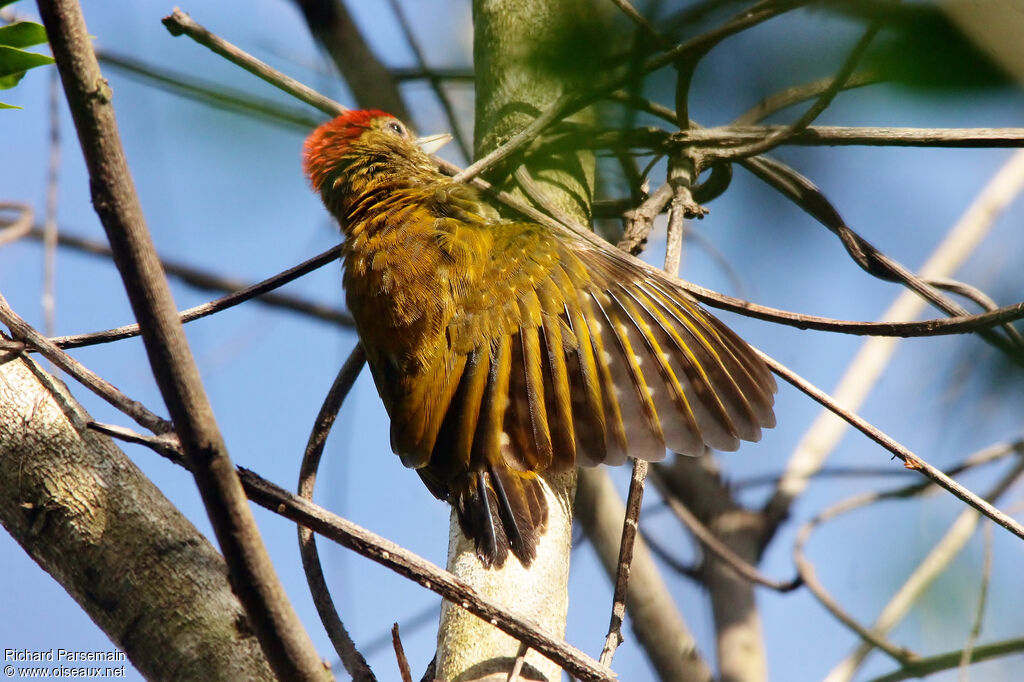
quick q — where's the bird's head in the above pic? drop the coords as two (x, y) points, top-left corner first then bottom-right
(303, 110), (452, 204)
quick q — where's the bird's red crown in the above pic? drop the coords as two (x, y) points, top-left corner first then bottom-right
(303, 109), (396, 192)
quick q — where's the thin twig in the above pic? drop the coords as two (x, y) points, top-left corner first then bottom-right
(391, 624), (413, 682)
(866, 639), (1024, 682)
(645, 0), (811, 75)
(98, 50), (319, 130)
(386, 0), (471, 161)
(734, 71), (883, 125)
(683, 228), (748, 298)
(297, 345), (373, 681)
(542, 122), (1024, 158)
(0, 203), (33, 247)
(506, 641), (530, 682)
(639, 529), (699, 579)
(598, 459), (649, 666)
(453, 92), (575, 183)
(794, 521), (919, 663)
(762, 351), (1024, 543)
(86, 421), (185, 467)
(676, 125), (1024, 152)
(720, 19), (881, 160)
(734, 440), (1020, 491)
(575, 468), (714, 681)
(648, 467), (801, 592)
(0, 291), (172, 435)
(162, 8), (345, 117)
(239, 470), (617, 682)
(686, 281), (1024, 339)
(46, 243), (348, 350)
(929, 277), (1024, 348)
(38, 2), (327, 677)
(360, 605), (439, 658)
(603, 98), (1024, 154)
(608, 0), (666, 47)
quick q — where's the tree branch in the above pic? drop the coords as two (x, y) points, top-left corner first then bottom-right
(297, 345), (374, 681)
(162, 8), (345, 117)
(239, 470), (616, 682)
(37, 1), (327, 678)
(289, 0), (410, 121)
(0, 350), (274, 680)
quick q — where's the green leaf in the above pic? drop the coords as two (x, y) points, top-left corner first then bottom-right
(0, 0), (26, 9)
(0, 22), (48, 49)
(0, 45), (54, 88)
(0, 70), (25, 89)
(0, 101), (21, 109)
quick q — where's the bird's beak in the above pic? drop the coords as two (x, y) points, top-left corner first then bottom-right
(416, 133), (453, 155)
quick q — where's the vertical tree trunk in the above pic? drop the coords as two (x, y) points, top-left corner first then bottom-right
(435, 1), (598, 680)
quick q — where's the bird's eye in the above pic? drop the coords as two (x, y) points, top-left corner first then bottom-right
(388, 121), (405, 136)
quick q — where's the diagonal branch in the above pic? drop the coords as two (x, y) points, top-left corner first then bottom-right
(762, 351), (1024, 543)
(43, 241), (350, 350)
(716, 19), (882, 160)
(289, 0), (410, 121)
(0, 290), (172, 436)
(761, 149), (1024, 538)
(822, 443), (1024, 681)
(37, 1), (327, 678)
(163, 8), (345, 117)
(240, 471), (617, 682)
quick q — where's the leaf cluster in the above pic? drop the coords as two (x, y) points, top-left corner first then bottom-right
(0, 1), (53, 108)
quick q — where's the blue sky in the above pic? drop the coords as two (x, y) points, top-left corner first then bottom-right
(2, 1), (1024, 680)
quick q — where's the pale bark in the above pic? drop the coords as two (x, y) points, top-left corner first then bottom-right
(0, 350), (274, 681)
(436, 470), (575, 682)
(434, 2), (598, 680)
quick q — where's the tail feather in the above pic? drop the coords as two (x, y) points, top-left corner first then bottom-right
(452, 466), (548, 568)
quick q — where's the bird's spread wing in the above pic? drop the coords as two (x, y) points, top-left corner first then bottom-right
(376, 217), (775, 566)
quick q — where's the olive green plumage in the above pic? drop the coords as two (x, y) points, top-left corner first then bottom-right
(304, 110), (776, 567)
